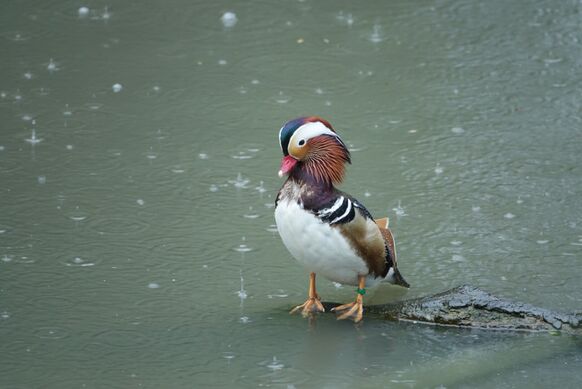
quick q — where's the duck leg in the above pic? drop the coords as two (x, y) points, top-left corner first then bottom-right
(290, 272), (325, 316)
(331, 275), (366, 322)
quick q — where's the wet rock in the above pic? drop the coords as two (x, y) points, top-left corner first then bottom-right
(322, 285), (581, 335)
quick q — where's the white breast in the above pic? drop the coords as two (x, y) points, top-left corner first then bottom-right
(274, 198), (369, 285)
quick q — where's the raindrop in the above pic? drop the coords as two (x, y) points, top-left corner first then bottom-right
(239, 316), (250, 324)
(209, 184), (219, 192)
(23, 71), (33, 80)
(25, 125), (42, 145)
(266, 357), (284, 371)
(243, 207), (260, 219)
(78, 6), (90, 17)
(66, 144), (73, 150)
(234, 243), (252, 253)
(47, 58), (59, 72)
(102, 7), (111, 20)
(218, 59), (228, 66)
(255, 181), (266, 194)
(1, 255), (13, 263)
(112, 83), (123, 93)
(434, 163), (444, 175)
(392, 201), (407, 217)
(451, 127), (465, 134)
(451, 254), (465, 262)
(63, 104), (72, 116)
(369, 24), (384, 43)
(228, 173), (250, 189)
(504, 213), (515, 219)
(37, 176), (46, 184)
(198, 153), (208, 159)
(65, 256), (95, 267)
(221, 11), (238, 28)
(223, 352), (236, 360)
(136, 199), (145, 206)
(274, 91), (291, 104)
(148, 282), (160, 289)
(234, 236), (252, 252)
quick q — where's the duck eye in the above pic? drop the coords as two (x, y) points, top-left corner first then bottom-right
(298, 139), (306, 146)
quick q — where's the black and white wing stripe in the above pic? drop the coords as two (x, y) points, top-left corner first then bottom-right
(317, 196), (356, 225)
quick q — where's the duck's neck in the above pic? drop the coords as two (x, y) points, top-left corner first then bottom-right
(290, 160), (345, 190)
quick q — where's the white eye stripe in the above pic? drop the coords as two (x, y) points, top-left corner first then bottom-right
(289, 122), (337, 149)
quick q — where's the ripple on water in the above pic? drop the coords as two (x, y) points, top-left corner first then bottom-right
(46, 118), (88, 134)
(86, 215), (150, 235)
(33, 326), (71, 340)
(92, 327), (154, 349)
(237, 52), (361, 96)
(61, 256), (98, 267)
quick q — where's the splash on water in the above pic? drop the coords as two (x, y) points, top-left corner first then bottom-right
(392, 200), (407, 217)
(221, 11), (238, 28)
(102, 7), (111, 20)
(274, 91), (291, 104)
(336, 11), (354, 26)
(63, 104), (72, 116)
(112, 83), (123, 93)
(25, 123), (42, 145)
(243, 207), (260, 219)
(369, 23), (384, 43)
(78, 6), (90, 17)
(47, 58), (59, 72)
(255, 181), (266, 194)
(266, 357), (284, 371)
(228, 173), (250, 189)
(65, 257), (95, 267)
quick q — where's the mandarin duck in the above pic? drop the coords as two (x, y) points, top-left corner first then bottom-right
(274, 116), (409, 323)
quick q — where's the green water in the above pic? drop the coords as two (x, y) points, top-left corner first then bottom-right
(1, 0), (581, 387)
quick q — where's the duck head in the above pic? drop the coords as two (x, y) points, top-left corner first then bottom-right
(278, 116), (351, 186)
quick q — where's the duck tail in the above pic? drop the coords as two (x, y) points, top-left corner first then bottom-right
(391, 267), (410, 288)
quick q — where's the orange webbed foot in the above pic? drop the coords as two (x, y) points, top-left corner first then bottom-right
(331, 301), (363, 323)
(290, 296), (325, 317)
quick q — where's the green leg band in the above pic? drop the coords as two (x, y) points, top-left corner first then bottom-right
(356, 288), (366, 296)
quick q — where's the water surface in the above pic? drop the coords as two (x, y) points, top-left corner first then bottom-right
(1, 0), (581, 387)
